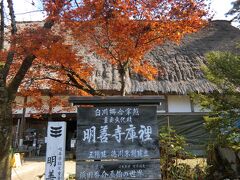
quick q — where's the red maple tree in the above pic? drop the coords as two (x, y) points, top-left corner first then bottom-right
(0, 0), (209, 178)
(59, 0), (208, 95)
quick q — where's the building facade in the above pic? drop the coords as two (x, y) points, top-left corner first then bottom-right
(12, 20), (240, 156)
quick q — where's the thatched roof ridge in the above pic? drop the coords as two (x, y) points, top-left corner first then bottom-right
(87, 20), (240, 95)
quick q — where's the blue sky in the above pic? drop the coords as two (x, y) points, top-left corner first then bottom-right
(9, 0), (235, 22)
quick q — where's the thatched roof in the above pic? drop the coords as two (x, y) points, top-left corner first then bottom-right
(15, 20), (240, 95)
(85, 20), (240, 95)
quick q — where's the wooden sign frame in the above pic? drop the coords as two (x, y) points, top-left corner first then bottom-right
(69, 96), (162, 180)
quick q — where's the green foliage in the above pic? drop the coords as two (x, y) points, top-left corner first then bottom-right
(159, 126), (207, 179)
(192, 50), (240, 178)
(169, 163), (208, 180)
(159, 126), (189, 158)
(169, 163), (192, 179)
(204, 52), (240, 87)
(159, 126), (188, 179)
(192, 51), (240, 151)
(204, 115), (240, 151)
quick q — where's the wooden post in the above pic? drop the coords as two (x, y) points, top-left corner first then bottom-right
(19, 96), (27, 146)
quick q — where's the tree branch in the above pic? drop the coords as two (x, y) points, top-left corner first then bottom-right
(2, 51), (14, 83)
(66, 73), (103, 96)
(92, 34), (119, 63)
(7, 16), (56, 100)
(30, 62), (104, 96)
(34, 76), (80, 88)
(7, 0), (17, 34)
(60, 66), (104, 96)
(27, 75), (100, 96)
(7, 54), (36, 100)
(74, 0), (79, 8)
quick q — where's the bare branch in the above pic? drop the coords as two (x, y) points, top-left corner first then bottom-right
(7, 54), (36, 100)
(35, 62), (103, 96)
(74, 0), (79, 8)
(33, 76), (79, 88)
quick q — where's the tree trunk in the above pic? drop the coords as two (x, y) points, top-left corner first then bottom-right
(119, 64), (129, 96)
(120, 71), (127, 96)
(0, 73), (13, 180)
(0, 153), (12, 180)
(0, 0), (4, 50)
(0, 1), (12, 178)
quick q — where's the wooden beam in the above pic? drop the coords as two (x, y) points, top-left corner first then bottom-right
(69, 96), (165, 105)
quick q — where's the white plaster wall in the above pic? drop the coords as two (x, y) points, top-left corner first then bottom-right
(15, 95), (204, 115)
(52, 96), (77, 113)
(13, 96), (24, 114)
(13, 95), (77, 115)
(168, 95), (191, 112)
(25, 96), (49, 116)
(52, 105), (77, 113)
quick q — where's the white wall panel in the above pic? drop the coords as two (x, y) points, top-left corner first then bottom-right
(168, 95), (191, 112)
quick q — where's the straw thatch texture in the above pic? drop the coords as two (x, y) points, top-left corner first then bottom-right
(15, 20), (240, 95)
(85, 20), (240, 95)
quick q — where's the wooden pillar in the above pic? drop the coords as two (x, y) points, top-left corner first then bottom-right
(48, 92), (53, 121)
(18, 96), (27, 146)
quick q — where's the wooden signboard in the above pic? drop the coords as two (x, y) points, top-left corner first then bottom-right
(76, 105), (161, 179)
(76, 159), (161, 179)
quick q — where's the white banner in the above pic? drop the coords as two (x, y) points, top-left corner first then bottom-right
(45, 121), (66, 180)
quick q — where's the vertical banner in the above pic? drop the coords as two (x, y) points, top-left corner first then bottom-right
(45, 121), (66, 180)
